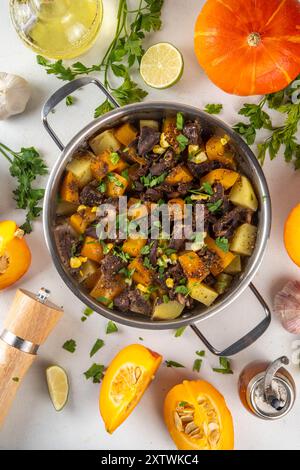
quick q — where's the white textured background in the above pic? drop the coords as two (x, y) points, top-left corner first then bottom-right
(0, 0), (300, 450)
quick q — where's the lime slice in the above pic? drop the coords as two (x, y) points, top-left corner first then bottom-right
(140, 42), (184, 89)
(46, 365), (69, 411)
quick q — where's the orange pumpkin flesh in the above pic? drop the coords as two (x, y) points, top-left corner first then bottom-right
(99, 344), (162, 433)
(164, 380), (234, 450)
(0, 221), (31, 290)
(284, 203), (300, 267)
(194, 0), (300, 96)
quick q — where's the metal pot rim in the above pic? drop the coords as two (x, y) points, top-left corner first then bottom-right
(43, 99), (271, 330)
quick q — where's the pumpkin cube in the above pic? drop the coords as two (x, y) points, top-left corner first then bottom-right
(60, 171), (79, 203)
(81, 236), (104, 263)
(114, 123), (138, 146)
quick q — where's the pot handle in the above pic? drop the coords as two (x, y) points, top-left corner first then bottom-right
(190, 283), (271, 356)
(42, 77), (120, 150)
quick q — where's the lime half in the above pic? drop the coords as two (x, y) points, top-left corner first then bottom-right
(46, 365), (69, 411)
(140, 42), (184, 89)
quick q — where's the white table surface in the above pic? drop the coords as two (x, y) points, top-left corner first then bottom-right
(1, 0), (300, 451)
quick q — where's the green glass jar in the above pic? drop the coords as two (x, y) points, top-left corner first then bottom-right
(10, 0), (103, 59)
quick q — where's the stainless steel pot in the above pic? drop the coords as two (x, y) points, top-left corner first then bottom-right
(42, 77), (272, 356)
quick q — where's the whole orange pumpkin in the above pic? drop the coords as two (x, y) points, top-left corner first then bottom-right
(194, 0), (300, 96)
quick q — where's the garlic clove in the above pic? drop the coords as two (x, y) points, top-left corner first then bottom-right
(0, 73), (31, 120)
(274, 280), (300, 334)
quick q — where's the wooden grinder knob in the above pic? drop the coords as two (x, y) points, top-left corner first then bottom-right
(0, 288), (63, 426)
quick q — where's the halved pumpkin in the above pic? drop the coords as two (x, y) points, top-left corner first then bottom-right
(164, 380), (234, 450)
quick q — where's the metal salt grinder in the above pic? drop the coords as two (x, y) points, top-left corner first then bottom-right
(0, 288), (63, 426)
(239, 356), (296, 420)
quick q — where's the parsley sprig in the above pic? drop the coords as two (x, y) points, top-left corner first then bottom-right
(37, 0), (164, 117)
(233, 75), (300, 169)
(0, 143), (48, 233)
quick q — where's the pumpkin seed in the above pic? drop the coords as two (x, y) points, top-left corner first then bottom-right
(174, 411), (183, 432)
(185, 421), (199, 435)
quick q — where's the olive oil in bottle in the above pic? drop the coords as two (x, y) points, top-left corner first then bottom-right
(10, 0), (103, 59)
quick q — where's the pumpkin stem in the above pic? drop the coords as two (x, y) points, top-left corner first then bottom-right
(248, 32), (261, 47)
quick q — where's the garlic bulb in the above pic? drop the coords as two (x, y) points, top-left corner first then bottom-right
(0, 73), (31, 120)
(274, 280), (300, 334)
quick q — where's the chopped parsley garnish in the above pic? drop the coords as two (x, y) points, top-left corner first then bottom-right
(110, 152), (120, 165)
(215, 237), (229, 252)
(107, 173), (124, 187)
(174, 326), (186, 337)
(66, 95), (75, 106)
(165, 360), (185, 368)
(81, 307), (94, 322)
(212, 357), (233, 375)
(97, 296), (111, 305)
(175, 285), (190, 296)
(163, 295), (170, 303)
(121, 168), (129, 180)
(143, 256), (152, 269)
(140, 172), (167, 188)
(196, 350), (205, 357)
(178, 401), (188, 407)
(193, 358), (203, 372)
(12, 377), (19, 382)
(139, 337), (144, 341)
(98, 181), (107, 193)
(141, 245), (151, 255)
(90, 339), (104, 357)
(207, 199), (223, 213)
(176, 134), (189, 151)
(204, 104), (223, 115)
(176, 112), (184, 130)
(106, 321), (118, 334)
(200, 182), (214, 195)
(62, 339), (76, 353)
(100, 240), (110, 254)
(84, 363), (105, 383)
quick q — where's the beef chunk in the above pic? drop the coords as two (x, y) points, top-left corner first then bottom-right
(79, 182), (104, 206)
(165, 262), (184, 284)
(144, 188), (163, 202)
(187, 160), (222, 178)
(168, 237), (186, 252)
(176, 182), (193, 196)
(149, 240), (158, 266)
(114, 290), (130, 311)
(183, 121), (201, 145)
(128, 289), (152, 316)
(149, 148), (177, 176)
(199, 247), (219, 271)
(54, 223), (78, 269)
(100, 254), (126, 278)
(138, 127), (160, 155)
(212, 207), (246, 238)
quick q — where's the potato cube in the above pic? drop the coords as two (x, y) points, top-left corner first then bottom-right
(230, 223), (257, 256)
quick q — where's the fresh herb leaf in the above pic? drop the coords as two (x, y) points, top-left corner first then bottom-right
(193, 358), (202, 372)
(176, 112), (184, 130)
(90, 339), (104, 357)
(82, 307), (94, 320)
(110, 152), (120, 165)
(140, 171), (167, 188)
(97, 296), (111, 304)
(84, 363), (105, 383)
(94, 100), (114, 118)
(196, 350), (205, 357)
(139, 337), (144, 341)
(215, 237), (229, 252)
(66, 95), (75, 106)
(107, 173), (124, 187)
(0, 143), (48, 233)
(121, 168), (129, 180)
(200, 182), (213, 195)
(165, 360), (185, 368)
(106, 321), (118, 334)
(174, 326), (186, 337)
(62, 339), (76, 353)
(163, 295), (169, 303)
(176, 134), (189, 151)
(204, 104), (223, 115)
(212, 356), (233, 375)
(141, 245), (150, 255)
(207, 199), (223, 213)
(178, 401), (188, 407)
(175, 285), (190, 295)
(98, 181), (107, 193)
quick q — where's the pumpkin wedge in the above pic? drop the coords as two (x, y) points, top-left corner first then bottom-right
(100, 344), (162, 433)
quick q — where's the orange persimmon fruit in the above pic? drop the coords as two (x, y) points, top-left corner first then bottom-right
(99, 344), (162, 433)
(194, 0), (300, 96)
(164, 380), (234, 450)
(0, 221), (31, 290)
(284, 203), (300, 267)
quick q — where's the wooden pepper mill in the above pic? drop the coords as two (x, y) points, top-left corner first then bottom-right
(0, 288), (63, 426)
